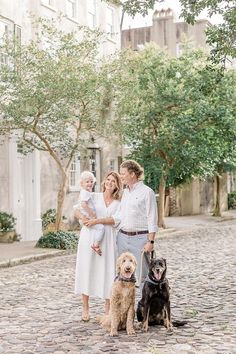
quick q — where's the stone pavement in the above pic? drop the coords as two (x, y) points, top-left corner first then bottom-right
(0, 216), (236, 354)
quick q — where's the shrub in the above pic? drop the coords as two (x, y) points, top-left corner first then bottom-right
(0, 212), (16, 232)
(36, 231), (79, 250)
(228, 191), (236, 210)
(41, 209), (66, 229)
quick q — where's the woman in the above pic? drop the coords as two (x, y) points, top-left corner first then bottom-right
(74, 171), (122, 321)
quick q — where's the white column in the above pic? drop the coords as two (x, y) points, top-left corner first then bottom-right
(32, 149), (42, 240)
(8, 137), (23, 232)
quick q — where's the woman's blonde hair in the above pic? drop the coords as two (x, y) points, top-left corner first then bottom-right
(120, 160), (144, 180)
(101, 171), (122, 200)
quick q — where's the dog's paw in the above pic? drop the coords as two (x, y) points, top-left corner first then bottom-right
(127, 328), (136, 335)
(167, 326), (173, 335)
(142, 322), (149, 332)
(109, 331), (118, 337)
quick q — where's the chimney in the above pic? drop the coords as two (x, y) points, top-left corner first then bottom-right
(151, 8), (176, 56)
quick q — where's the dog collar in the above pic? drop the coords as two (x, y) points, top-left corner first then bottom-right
(115, 274), (136, 283)
(145, 274), (163, 285)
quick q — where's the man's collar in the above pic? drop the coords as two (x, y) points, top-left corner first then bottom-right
(127, 180), (143, 191)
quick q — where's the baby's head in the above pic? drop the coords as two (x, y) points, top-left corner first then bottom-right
(80, 171), (96, 192)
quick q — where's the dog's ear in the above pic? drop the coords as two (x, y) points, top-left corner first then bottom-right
(150, 258), (156, 266)
(162, 258), (167, 266)
(116, 255), (121, 275)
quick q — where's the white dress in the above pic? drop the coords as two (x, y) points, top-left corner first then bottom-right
(74, 193), (120, 299)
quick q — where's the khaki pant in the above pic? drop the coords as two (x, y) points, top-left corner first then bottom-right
(116, 231), (150, 287)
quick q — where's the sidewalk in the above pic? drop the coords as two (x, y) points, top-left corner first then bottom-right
(0, 241), (69, 268)
(160, 209), (236, 233)
(1, 210), (236, 269)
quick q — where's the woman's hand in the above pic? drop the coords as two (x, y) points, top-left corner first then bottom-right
(84, 218), (98, 227)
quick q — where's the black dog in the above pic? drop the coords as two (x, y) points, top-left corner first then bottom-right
(137, 257), (186, 332)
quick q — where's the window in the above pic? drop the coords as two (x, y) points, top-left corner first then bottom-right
(88, 0), (96, 28)
(106, 7), (114, 38)
(69, 154), (81, 191)
(41, 0), (53, 5)
(109, 159), (115, 171)
(14, 24), (21, 43)
(66, 0), (76, 19)
(176, 43), (182, 57)
(0, 19), (10, 65)
(0, 19), (9, 44)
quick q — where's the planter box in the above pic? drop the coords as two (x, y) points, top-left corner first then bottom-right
(43, 222), (68, 235)
(0, 230), (16, 243)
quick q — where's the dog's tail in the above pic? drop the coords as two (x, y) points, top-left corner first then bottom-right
(172, 320), (188, 327)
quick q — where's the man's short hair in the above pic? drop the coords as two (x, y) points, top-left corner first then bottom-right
(120, 160), (144, 180)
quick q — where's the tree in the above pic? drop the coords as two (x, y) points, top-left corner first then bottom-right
(208, 71), (236, 216)
(106, 0), (164, 29)
(179, 0), (236, 65)
(0, 18), (110, 231)
(110, 45), (236, 227)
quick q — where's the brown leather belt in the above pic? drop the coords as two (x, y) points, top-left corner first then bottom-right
(120, 229), (149, 236)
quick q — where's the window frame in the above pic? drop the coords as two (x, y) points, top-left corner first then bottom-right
(106, 6), (115, 39)
(0, 18), (12, 66)
(87, 0), (96, 28)
(41, 0), (54, 6)
(69, 153), (81, 192)
(66, 0), (77, 19)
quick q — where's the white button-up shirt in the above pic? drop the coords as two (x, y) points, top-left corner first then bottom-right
(113, 181), (158, 233)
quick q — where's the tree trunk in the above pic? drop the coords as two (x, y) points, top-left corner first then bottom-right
(55, 172), (68, 231)
(213, 174), (222, 217)
(158, 175), (166, 229)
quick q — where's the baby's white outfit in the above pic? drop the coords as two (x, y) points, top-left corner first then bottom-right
(74, 189), (105, 244)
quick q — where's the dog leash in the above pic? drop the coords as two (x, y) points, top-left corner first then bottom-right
(137, 249), (157, 287)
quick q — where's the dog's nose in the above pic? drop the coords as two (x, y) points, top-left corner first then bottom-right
(125, 266), (131, 271)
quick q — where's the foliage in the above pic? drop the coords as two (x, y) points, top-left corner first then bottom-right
(107, 0), (163, 17)
(228, 192), (236, 210)
(105, 0), (164, 28)
(0, 17), (112, 230)
(109, 45), (236, 225)
(41, 209), (66, 229)
(111, 46), (230, 188)
(179, 0), (236, 64)
(0, 212), (16, 232)
(36, 231), (79, 250)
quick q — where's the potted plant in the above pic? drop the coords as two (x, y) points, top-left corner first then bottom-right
(0, 212), (18, 243)
(42, 209), (67, 235)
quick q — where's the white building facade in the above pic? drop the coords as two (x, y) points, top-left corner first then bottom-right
(0, 0), (121, 241)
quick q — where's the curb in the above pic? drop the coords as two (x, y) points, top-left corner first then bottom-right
(0, 249), (72, 269)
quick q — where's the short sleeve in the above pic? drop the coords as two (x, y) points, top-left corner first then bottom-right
(80, 189), (91, 202)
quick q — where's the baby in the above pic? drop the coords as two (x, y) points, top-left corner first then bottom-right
(74, 171), (104, 256)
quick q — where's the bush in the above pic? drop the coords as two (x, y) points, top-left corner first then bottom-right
(0, 212), (16, 232)
(36, 231), (79, 250)
(41, 209), (66, 229)
(228, 192), (236, 210)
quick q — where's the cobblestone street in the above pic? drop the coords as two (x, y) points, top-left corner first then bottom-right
(1, 221), (236, 354)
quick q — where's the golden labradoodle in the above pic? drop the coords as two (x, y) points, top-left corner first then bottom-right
(97, 252), (137, 336)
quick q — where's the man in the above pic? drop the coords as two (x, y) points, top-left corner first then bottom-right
(113, 160), (158, 286)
